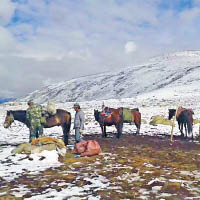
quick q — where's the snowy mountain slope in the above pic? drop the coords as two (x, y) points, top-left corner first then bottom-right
(20, 51), (200, 103)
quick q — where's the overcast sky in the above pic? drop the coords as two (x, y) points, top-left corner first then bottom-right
(1, 0), (200, 98)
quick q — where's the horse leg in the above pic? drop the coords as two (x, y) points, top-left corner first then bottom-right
(100, 125), (104, 137)
(62, 124), (69, 145)
(116, 125), (120, 138)
(191, 124), (194, 141)
(104, 125), (107, 137)
(179, 122), (184, 139)
(134, 120), (140, 135)
(117, 113), (123, 138)
(186, 117), (193, 141)
(35, 127), (39, 138)
(100, 124), (105, 137)
(182, 124), (186, 139)
(136, 123), (140, 135)
(191, 130), (194, 141)
(119, 123), (123, 138)
(184, 122), (188, 139)
(116, 122), (123, 139)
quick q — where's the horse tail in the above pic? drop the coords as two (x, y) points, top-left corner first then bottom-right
(66, 112), (71, 133)
(186, 111), (193, 135)
(62, 112), (71, 145)
(187, 120), (193, 135)
(134, 111), (141, 134)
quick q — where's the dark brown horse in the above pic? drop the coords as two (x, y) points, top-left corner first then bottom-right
(94, 107), (141, 138)
(168, 107), (194, 140)
(3, 109), (71, 145)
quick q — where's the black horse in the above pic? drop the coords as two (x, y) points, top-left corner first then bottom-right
(168, 108), (194, 140)
(4, 109), (71, 145)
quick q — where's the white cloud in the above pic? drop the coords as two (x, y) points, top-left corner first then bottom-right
(125, 41), (137, 54)
(0, 0), (200, 98)
(68, 49), (92, 60)
(179, 7), (200, 23)
(0, 0), (16, 25)
(0, 27), (17, 53)
(42, 78), (55, 87)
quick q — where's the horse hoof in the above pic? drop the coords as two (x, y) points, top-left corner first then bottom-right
(117, 135), (122, 139)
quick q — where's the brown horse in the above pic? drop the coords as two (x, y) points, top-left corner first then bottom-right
(168, 107), (194, 140)
(3, 109), (71, 145)
(94, 108), (123, 138)
(94, 107), (141, 138)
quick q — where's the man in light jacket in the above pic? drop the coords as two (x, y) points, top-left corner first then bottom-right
(73, 103), (85, 143)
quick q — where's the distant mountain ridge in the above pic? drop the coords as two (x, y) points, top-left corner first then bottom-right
(19, 50), (200, 103)
(0, 98), (15, 104)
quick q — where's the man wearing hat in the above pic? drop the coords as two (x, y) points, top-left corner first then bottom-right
(26, 100), (44, 142)
(73, 103), (85, 143)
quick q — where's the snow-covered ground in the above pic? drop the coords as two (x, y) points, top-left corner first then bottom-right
(1, 83), (200, 199)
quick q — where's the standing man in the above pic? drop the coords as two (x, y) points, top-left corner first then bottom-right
(73, 103), (85, 143)
(26, 100), (44, 143)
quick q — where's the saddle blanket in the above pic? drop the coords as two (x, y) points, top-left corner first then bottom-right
(123, 108), (134, 122)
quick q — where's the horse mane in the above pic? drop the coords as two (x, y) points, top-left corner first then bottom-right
(9, 110), (26, 116)
(132, 108), (139, 112)
(9, 110), (26, 112)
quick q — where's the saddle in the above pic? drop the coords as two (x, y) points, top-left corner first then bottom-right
(101, 110), (112, 118)
(43, 111), (56, 119)
(176, 107), (185, 118)
(177, 107), (194, 118)
(123, 108), (134, 122)
(104, 115), (112, 122)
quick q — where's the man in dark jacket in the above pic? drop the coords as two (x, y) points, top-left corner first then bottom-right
(73, 103), (85, 143)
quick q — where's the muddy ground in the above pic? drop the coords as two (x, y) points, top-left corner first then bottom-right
(1, 133), (200, 200)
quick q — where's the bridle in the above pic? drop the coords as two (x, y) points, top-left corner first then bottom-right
(4, 113), (14, 128)
(4, 113), (25, 133)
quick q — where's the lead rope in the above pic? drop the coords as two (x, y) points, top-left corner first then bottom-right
(8, 122), (25, 133)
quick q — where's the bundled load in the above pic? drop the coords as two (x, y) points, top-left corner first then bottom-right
(123, 108), (132, 122)
(74, 140), (102, 157)
(46, 101), (56, 115)
(12, 137), (66, 157)
(150, 116), (172, 126)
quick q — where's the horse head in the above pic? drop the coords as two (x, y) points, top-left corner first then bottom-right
(94, 109), (100, 122)
(168, 109), (176, 120)
(4, 111), (14, 128)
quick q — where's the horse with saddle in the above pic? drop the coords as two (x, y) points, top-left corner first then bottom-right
(94, 106), (141, 138)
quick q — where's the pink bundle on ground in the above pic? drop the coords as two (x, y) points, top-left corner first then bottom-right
(75, 140), (102, 156)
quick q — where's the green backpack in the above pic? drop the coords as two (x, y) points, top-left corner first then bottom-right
(40, 116), (46, 125)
